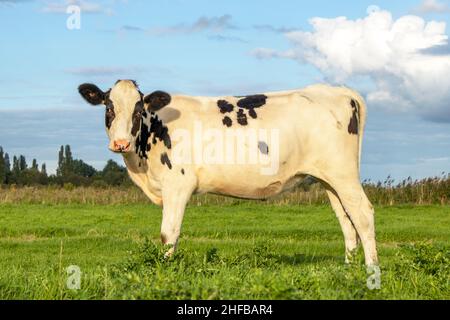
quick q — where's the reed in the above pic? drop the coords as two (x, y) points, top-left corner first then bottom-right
(1, 173), (448, 206)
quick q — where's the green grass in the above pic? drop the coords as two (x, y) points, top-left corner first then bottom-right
(0, 203), (448, 299)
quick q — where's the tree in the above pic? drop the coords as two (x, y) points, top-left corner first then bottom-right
(0, 146), (132, 186)
(4, 153), (10, 174)
(35, 163), (48, 185)
(71, 159), (96, 178)
(3, 152), (10, 184)
(57, 145), (64, 176)
(12, 156), (19, 173)
(0, 147), (5, 184)
(19, 155), (27, 171)
(11, 155), (26, 184)
(64, 145), (73, 165)
(41, 163), (47, 176)
(55, 144), (99, 185)
(101, 159), (129, 186)
(57, 145), (75, 178)
(32, 159), (38, 171)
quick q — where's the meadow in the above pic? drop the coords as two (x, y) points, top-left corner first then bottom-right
(0, 200), (448, 299)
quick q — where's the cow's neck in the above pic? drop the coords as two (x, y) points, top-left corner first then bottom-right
(122, 111), (172, 201)
(135, 112), (172, 161)
(122, 151), (163, 206)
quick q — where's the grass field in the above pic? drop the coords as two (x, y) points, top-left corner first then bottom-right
(0, 203), (448, 299)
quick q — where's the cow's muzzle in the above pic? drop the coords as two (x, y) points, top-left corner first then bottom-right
(110, 139), (131, 153)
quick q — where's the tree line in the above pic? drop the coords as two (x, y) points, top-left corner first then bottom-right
(0, 145), (132, 187)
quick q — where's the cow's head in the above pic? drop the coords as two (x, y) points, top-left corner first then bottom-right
(78, 80), (170, 154)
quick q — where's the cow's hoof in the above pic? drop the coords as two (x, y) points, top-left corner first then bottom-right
(344, 248), (359, 264)
(164, 247), (175, 259)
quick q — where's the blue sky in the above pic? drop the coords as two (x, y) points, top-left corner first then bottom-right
(0, 0), (449, 182)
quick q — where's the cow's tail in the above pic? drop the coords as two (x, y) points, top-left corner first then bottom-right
(340, 87), (367, 172)
(352, 91), (367, 171)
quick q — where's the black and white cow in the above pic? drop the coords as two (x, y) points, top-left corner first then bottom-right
(78, 80), (378, 266)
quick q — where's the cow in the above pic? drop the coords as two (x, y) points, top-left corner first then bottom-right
(78, 80), (378, 267)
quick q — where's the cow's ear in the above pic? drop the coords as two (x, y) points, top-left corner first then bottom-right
(78, 83), (106, 105)
(144, 91), (171, 112)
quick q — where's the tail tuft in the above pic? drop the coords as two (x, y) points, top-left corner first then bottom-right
(348, 99), (359, 135)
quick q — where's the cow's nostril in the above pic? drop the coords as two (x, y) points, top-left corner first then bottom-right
(113, 140), (130, 152)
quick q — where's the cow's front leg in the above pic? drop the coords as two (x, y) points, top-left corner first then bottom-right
(160, 182), (194, 258)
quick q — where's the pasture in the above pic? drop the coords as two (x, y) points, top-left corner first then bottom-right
(0, 202), (448, 299)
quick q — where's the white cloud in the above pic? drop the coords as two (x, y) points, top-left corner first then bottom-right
(65, 66), (142, 76)
(147, 15), (236, 36)
(251, 48), (280, 59)
(0, 0), (32, 3)
(41, 0), (113, 15)
(253, 24), (297, 33)
(412, 0), (450, 14)
(416, 156), (450, 163)
(208, 34), (247, 43)
(120, 25), (145, 32)
(252, 7), (450, 122)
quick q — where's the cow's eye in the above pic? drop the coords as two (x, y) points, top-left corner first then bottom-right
(105, 106), (115, 129)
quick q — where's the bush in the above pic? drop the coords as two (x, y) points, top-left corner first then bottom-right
(63, 183), (75, 191)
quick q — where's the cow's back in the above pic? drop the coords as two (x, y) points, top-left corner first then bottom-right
(153, 84), (362, 199)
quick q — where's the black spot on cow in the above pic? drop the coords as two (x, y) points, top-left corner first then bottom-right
(348, 99), (359, 135)
(131, 100), (144, 137)
(144, 91), (171, 111)
(135, 122), (150, 159)
(149, 114), (171, 149)
(237, 109), (248, 126)
(237, 94), (267, 109)
(258, 141), (269, 155)
(160, 152), (172, 170)
(248, 108), (257, 119)
(217, 100), (234, 113)
(216, 95), (266, 127)
(181, 168), (185, 175)
(222, 116), (232, 127)
(104, 95), (115, 129)
(236, 94), (267, 120)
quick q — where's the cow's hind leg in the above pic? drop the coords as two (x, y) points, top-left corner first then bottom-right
(325, 188), (360, 263)
(326, 178), (378, 266)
